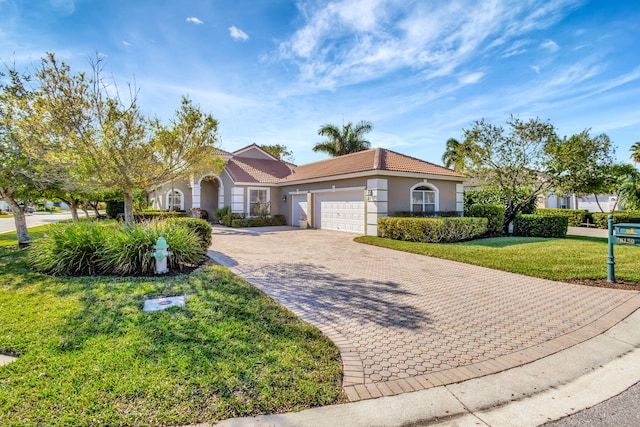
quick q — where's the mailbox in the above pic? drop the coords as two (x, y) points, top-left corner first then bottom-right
(614, 223), (640, 246)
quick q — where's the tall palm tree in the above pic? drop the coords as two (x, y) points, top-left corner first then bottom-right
(313, 120), (373, 157)
(441, 138), (462, 169)
(441, 137), (476, 172)
(631, 141), (640, 164)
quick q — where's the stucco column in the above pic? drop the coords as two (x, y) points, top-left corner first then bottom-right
(456, 183), (464, 213)
(366, 178), (388, 236)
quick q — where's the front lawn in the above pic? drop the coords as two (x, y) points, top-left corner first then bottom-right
(355, 235), (640, 284)
(0, 246), (344, 426)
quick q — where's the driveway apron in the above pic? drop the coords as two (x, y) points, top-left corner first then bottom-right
(208, 226), (640, 402)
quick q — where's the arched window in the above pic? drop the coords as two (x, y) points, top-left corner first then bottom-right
(166, 189), (184, 211)
(410, 183), (439, 213)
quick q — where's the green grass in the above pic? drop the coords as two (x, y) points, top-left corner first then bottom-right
(355, 235), (640, 283)
(0, 224), (52, 247)
(0, 247), (344, 426)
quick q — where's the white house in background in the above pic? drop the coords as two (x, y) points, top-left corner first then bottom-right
(538, 193), (621, 212)
(0, 201), (9, 211)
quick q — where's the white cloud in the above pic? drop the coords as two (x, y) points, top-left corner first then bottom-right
(277, 0), (582, 91)
(186, 17), (203, 25)
(541, 40), (560, 51)
(122, 40), (130, 46)
(458, 72), (484, 85)
(229, 25), (249, 41)
(530, 65), (541, 73)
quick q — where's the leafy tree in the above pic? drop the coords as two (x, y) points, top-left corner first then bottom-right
(313, 120), (373, 157)
(462, 116), (559, 231)
(259, 144), (295, 162)
(545, 130), (616, 209)
(37, 53), (223, 224)
(0, 65), (63, 245)
(631, 142), (640, 164)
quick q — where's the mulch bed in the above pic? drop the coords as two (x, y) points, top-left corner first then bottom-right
(565, 278), (640, 291)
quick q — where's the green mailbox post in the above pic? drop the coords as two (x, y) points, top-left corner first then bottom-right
(607, 215), (640, 282)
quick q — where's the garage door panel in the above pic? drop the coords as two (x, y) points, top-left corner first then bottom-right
(314, 191), (365, 234)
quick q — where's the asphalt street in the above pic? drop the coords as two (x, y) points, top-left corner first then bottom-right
(541, 381), (640, 427)
(0, 212), (74, 234)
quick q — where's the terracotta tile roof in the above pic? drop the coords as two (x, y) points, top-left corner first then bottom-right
(225, 157), (296, 183)
(213, 147), (233, 157)
(279, 148), (462, 183)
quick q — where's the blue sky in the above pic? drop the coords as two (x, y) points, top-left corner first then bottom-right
(1, 0), (639, 166)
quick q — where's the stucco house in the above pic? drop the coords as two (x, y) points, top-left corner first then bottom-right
(150, 144), (464, 235)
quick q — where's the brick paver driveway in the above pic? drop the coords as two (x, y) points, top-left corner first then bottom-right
(208, 226), (640, 401)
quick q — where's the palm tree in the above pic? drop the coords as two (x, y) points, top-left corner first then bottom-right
(441, 137), (476, 172)
(631, 141), (640, 164)
(312, 120), (373, 157)
(618, 168), (640, 210)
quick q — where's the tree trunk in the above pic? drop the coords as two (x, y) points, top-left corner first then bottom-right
(572, 194), (578, 209)
(123, 188), (135, 225)
(0, 190), (30, 246)
(594, 194), (604, 212)
(69, 198), (80, 222)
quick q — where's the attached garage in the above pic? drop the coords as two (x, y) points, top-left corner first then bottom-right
(314, 191), (365, 234)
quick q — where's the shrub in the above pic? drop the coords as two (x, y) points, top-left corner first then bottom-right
(30, 221), (107, 275)
(378, 217), (488, 243)
(105, 200), (124, 219)
(189, 207), (209, 220)
(214, 206), (231, 223)
(231, 216), (287, 228)
(100, 222), (205, 276)
(166, 217), (212, 248)
(31, 221), (206, 276)
(393, 211), (462, 218)
(513, 214), (568, 238)
(535, 208), (587, 227)
(221, 213), (243, 227)
(464, 204), (504, 235)
(591, 211), (640, 229)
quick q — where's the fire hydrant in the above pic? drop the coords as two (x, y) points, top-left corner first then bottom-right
(151, 236), (172, 274)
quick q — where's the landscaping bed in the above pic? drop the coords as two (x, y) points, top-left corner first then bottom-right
(355, 235), (640, 289)
(0, 228), (344, 426)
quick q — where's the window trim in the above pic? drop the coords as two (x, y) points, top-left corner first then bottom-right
(166, 189), (185, 211)
(247, 187), (270, 217)
(409, 182), (439, 213)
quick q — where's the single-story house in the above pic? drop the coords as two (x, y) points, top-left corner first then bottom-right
(150, 144), (465, 235)
(537, 192), (622, 212)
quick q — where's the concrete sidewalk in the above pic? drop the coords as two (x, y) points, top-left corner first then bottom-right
(216, 308), (640, 426)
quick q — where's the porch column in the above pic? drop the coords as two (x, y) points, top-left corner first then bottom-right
(366, 178), (388, 236)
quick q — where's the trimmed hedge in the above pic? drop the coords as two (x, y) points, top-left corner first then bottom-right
(393, 211), (462, 218)
(116, 211), (189, 222)
(464, 204), (504, 235)
(591, 211), (640, 229)
(166, 217), (212, 248)
(378, 217), (488, 243)
(105, 200), (124, 219)
(231, 215), (287, 228)
(513, 214), (568, 238)
(535, 208), (587, 227)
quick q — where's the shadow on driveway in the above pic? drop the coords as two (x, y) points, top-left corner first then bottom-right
(244, 262), (431, 331)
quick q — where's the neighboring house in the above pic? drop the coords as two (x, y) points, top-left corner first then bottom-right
(149, 144), (465, 235)
(537, 193), (621, 212)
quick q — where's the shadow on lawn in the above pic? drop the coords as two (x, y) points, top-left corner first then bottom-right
(459, 236), (553, 248)
(245, 262), (431, 331)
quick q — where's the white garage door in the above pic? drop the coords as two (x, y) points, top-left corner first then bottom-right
(291, 194), (308, 226)
(314, 191), (365, 234)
